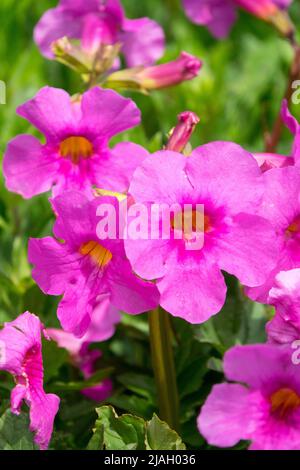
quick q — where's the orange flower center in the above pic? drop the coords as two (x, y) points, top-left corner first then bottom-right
(59, 136), (93, 164)
(270, 388), (300, 419)
(171, 210), (211, 239)
(285, 216), (300, 239)
(80, 241), (112, 268)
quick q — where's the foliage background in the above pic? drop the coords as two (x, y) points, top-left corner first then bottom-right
(0, 0), (300, 450)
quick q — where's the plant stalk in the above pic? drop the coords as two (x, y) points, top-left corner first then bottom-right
(148, 307), (180, 432)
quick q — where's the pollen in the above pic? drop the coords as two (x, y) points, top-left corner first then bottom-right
(172, 210), (211, 238)
(285, 216), (300, 239)
(80, 241), (112, 268)
(59, 136), (94, 164)
(270, 388), (300, 419)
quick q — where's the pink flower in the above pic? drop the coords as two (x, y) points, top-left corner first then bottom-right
(246, 166), (300, 303)
(34, 0), (165, 67)
(0, 312), (60, 450)
(182, 0), (293, 38)
(3, 86), (147, 199)
(198, 344), (300, 450)
(124, 143), (279, 324)
(28, 191), (159, 337)
(267, 269), (300, 345)
(47, 297), (118, 402)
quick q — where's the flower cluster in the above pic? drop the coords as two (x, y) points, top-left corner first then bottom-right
(2, 0), (300, 452)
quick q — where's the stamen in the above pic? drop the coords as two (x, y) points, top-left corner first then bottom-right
(80, 241), (112, 268)
(270, 388), (300, 419)
(59, 136), (93, 164)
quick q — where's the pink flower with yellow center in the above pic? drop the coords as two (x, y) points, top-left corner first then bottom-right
(3, 86), (148, 199)
(198, 344), (300, 450)
(124, 143), (279, 324)
(28, 192), (159, 337)
(0, 312), (60, 450)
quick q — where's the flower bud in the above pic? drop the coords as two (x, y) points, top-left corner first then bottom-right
(166, 111), (200, 154)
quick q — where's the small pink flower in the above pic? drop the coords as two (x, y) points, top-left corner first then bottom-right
(266, 269), (300, 345)
(182, 0), (293, 38)
(29, 191), (159, 337)
(125, 143), (279, 323)
(34, 0), (165, 67)
(47, 297), (118, 402)
(3, 86), (147, 199)
(0, 312), (60, 450)
(198, 344), (300, 450)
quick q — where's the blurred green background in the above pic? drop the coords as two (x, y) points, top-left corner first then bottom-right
(0, 0), (300, 450)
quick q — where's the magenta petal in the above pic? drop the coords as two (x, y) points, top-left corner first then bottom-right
(188, 142), (264, 214)
(108, 262), (160, 314)
(92, 142), (149, 193)
(3, 135), (59, 198)
(17, 87), (76, 142)
(51, 191), (96, 247)
(28, 237), (81, 295)
(157, 255), (227, 323)
(82, 378), (112, 402)
(224, 344), (298, 390)
(129, 150), (192, 204)
(29, 392), (60, 450)
(121, 18), (165, 67)
(198, 383), (251, 447)
(182, 0), (237, 38)
(34, 7), (83, 58)
(80, 87), (141, 140)
(214, 213), (280, 286)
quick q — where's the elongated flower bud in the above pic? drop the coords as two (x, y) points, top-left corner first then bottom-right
(166, 111), (200, 154)
(105, 52), (202, 92)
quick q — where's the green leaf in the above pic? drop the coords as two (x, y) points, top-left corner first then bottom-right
(93, 405), (146, 450)
(146, 414), (186, 450)
(90, 406), (186, 450)
(0, 409), (38, 450)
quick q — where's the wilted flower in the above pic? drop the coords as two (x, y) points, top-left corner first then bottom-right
(0, 312), (60, 450)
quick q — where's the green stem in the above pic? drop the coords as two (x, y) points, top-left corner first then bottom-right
(148, 307), (180, 432)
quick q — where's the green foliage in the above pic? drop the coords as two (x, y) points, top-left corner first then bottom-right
(88, 406), (185, 450)
(0, 409), (38, 450)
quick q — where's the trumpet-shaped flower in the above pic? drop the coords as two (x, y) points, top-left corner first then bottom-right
(182, 0), (293, 38)
(198, 344), (300, 450)
(34, 0), (165, 67)
(246, 166), (300, 303)
(266, 269), (300, 345)
(0, 312), (60, 450)
(125, 143), (279, 324)
(29, 192), (159, 337)
(3, 86), (146, 199)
